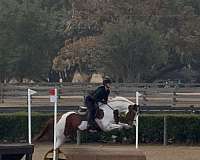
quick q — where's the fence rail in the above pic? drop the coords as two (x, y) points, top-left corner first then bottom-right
(1, 82), (200, 108)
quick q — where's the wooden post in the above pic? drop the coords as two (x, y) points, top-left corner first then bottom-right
(172, 90), (176, 106)
(77, 130), (81, 145)
(163, 116), (167, 146)
(0, 82), (4, 103)
(142, 91), (147, 105)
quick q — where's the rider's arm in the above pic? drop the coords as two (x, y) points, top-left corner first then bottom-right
(102, 89), (110, 104)
(91, 86), (104, 102)
(91, 86), (110, 104)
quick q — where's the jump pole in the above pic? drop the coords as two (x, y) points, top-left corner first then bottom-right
(136, 91), (142, 149)
(49, 88), (58, 160)
(27, 89), (37, 144)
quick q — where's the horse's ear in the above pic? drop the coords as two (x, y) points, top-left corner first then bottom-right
(128, 104), (137, 111)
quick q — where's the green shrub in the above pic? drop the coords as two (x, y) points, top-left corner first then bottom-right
(167, 115), (200, 144)
(1, 113), (200, 144)
(0, 112), (52, 142)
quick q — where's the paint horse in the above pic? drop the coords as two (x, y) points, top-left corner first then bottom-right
(34, 96), (138, 149)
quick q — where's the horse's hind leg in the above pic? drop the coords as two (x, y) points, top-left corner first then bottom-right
(33, 118), (54, 142)
(56, 134), (66, 149)
(63, 114), (82, 140)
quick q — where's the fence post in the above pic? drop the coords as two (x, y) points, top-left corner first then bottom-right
(142, 90), (147, 105)
(77, 130), (81, 145)
(0, 82), (4, 103)
(163, 116), (167, 146)
(172, 90), (176, 106)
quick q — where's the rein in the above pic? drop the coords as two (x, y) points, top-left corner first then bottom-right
(99, 103), (114, 111)
(105, 103), (114, 111)
(101, 99), (134, 111)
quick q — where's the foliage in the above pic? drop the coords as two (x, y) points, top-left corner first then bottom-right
(0, 112), (52, 142)
(98, 114), (200, 144)
(54, 0), (200, 83)
(0, 0), (67, 82)
(1, 0), (200, 82)
(101, 21), (167, 82)
(1, 112), (200, 145)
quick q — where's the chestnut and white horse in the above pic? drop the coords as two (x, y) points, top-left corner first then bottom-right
(34, 96), (137, 149)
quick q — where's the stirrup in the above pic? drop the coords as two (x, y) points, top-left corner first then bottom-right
(78, 106), (87, 115)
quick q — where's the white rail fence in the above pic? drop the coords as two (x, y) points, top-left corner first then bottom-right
(1, 83), (200, 107)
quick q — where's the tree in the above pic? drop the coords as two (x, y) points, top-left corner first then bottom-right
(101, 21), (167, 82)
(53, 0), (200, 82)
(0, 0), (67, 82)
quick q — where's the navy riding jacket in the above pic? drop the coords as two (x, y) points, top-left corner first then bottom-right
(88, 85), (110, 104)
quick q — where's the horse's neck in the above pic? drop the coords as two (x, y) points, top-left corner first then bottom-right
(106, 99), (131, 112)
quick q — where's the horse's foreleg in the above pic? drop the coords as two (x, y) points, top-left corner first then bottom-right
(105, 123), (124, 131)
(118, 122), (132, 129)
(33, 118), (54, 142)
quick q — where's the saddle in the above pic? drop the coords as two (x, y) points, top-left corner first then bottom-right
(77, 106), (88, 116)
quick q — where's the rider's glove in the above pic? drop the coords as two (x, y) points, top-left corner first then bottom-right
(101, 100), (107, 104)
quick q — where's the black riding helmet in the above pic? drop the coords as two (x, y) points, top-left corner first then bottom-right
(103, 76), (112, 85)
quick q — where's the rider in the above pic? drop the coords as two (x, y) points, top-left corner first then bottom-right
(85, 76), (112, 131)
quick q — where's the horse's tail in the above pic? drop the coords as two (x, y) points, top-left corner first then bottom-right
(33, 118), (54, 142)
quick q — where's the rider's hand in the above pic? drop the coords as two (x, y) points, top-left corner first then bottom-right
(102, 100), (107, 104)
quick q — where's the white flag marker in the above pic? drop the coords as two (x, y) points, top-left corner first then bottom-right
(29, 89), (37, 95)
(135, 91), (142, 149)
(49, 88), (58, 160)
(27, 89), (37, 144)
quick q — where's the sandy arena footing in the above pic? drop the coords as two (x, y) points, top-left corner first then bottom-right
(62, 145), (146, 160)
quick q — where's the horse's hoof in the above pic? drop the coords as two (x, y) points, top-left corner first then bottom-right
(124, 125), (132, 129)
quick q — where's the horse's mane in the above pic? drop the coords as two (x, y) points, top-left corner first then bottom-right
(108, 96), (135, 105)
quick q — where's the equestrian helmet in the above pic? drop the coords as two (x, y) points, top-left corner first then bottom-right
(103, 76), (112, 85)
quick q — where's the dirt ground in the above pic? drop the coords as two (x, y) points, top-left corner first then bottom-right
(33, 143), (200, 160)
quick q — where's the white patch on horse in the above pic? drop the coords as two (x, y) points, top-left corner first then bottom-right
(55, 111), (76, 148)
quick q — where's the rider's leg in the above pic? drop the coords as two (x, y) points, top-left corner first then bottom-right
(85, 99), (96, 128)
(88, 106), (96, 128)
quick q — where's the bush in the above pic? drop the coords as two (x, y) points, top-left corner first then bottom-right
(0, 112), (52, 143)
(1, 113), (200, 144)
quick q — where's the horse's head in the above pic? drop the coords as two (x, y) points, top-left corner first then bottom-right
(125, 104), (138, 125)
(113, 104), (137, 126)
